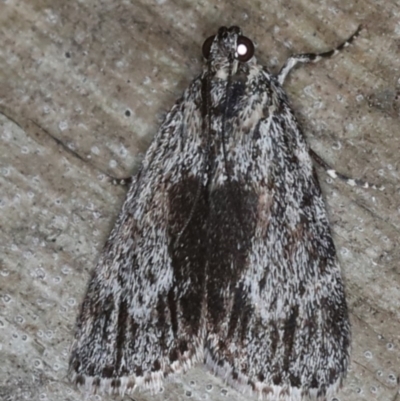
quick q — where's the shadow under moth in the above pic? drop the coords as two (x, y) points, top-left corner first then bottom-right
(69, 25), (371, 400)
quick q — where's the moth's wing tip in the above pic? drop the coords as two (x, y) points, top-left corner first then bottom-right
(68, 342), (205, 396)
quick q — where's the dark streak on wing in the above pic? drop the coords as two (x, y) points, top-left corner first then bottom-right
(115, 298), (129, 376)
(282, 305), (299, 381)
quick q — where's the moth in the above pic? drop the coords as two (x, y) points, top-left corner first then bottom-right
(69, 25), (360, 400)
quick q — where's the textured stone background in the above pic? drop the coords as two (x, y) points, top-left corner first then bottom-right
(1, 1), (399, 401)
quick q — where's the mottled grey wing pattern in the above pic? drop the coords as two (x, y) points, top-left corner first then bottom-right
(69, 77), (209, 394)
(204, 62), (350, 399)
(70, 25), (352, 401)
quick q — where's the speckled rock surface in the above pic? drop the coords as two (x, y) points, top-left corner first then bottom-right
(0, 1), (399, 401)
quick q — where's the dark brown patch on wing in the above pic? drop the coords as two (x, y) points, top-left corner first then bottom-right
(206, 182), (258, 329)
(168, 177), (208, 337)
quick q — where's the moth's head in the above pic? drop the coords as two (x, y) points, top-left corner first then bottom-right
(202, 26), (255, 64)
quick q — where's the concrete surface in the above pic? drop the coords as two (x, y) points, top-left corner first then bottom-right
(0, 0), (399, 400)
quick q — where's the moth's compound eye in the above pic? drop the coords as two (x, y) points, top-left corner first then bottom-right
(202, 35), (216, 59)
(236, 36), (254, 62)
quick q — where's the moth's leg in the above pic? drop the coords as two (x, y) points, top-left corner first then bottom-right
(277, 26), (361, 85)
(310, 148), (384, 190)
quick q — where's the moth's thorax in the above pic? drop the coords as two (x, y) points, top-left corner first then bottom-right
(206, 62), (270, 119)
(209, 57), (259, 81)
